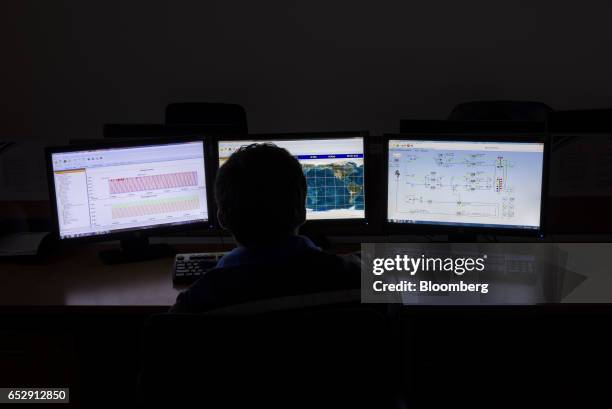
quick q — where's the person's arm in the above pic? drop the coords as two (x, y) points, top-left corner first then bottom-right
(167, 271), (224, 313)
(169, 291), (190, 313)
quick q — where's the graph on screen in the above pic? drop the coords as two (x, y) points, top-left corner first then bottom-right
(111, 195), (200, 219)
(108, 171), (198, 194)
(51, 141), (209, 239)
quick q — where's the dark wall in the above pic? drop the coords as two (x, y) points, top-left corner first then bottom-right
(4, 0), (612, 143)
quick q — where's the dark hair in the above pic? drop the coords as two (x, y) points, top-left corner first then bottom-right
(215, 143), (307, 245)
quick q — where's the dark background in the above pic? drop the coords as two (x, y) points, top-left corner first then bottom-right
(4, 0), (612, 142)
(2, 2), (612, 407)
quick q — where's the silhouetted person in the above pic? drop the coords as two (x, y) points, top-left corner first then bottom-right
(171, 144), (360, 313)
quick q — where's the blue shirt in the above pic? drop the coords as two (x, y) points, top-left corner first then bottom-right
(216, 235), (321, 269)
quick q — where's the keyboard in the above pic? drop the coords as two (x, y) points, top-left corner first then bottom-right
(172, 252), (227, 285)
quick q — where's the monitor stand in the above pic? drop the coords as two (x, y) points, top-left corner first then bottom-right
(99, 237), (175, 264)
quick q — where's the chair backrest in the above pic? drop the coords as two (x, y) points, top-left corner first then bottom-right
(139, 307), (401, 408)
(448, 100), (552, 122)
(165, 102), (248, 134)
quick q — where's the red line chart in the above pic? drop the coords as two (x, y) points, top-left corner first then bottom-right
(109, 171), (198, 194)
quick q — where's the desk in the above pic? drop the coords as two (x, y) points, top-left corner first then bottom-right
(0, 241), (233, 307)
(3, 234), (611, 307)
(0, 233), (366, 307)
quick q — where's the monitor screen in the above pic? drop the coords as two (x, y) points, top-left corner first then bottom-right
(218, 137), (365, 220)
(50, 141), (209, 239)
(387, 139), (544, 230)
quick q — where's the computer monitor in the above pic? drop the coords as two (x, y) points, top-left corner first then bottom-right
(217, 135), (366, 221)
(46, 139), (211, 262)
(386, 136), (546, 235)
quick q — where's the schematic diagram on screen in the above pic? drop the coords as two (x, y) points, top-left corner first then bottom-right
(387, 140), (544, 229)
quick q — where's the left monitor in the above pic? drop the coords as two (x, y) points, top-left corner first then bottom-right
(47, 139), (210, 240)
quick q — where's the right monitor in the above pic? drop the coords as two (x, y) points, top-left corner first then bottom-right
(387, 137), (546, 232)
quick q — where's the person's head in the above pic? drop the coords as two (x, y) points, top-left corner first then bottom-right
(215, 143), (307, 246)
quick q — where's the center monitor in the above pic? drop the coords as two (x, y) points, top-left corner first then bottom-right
(218, 136), (365, 221)
(386, 137), (546, 232)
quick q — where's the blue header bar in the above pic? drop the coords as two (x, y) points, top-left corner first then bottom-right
(295, 153), (364, 160)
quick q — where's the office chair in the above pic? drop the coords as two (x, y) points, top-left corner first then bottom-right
(165, 102), (248, 134)
(448, 101), (553, 122)
(139, 306), (403, 408)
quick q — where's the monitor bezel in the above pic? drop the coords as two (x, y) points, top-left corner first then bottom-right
(45, 137), (215, 244)
(383, 132), (549, 237)
(211, 131), (370, 227)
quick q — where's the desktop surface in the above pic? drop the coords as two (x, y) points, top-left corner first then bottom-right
(0, 237), (363, 307)
(218, 137), (365, 221)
